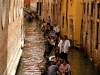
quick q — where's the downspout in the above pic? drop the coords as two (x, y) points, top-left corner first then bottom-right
(80, 0), (84, 47)
(66, 0), (69, 34)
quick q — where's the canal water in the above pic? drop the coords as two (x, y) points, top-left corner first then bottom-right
(68, 48), (100, 75)
(16, 19), (100, 75)
(16, 19), (46, 75)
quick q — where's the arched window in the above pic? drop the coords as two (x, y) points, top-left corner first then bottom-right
(16, 0), (19, 17)
(62, 15), (64, 28)
(8, 0), (11, 23)
(1, 0), (6, 28)
(13, 0), (17, 21)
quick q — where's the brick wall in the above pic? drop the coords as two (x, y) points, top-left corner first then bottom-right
(7, 0), (24, 74)
(41, 0), (61, 26)
(0, 0), (9, 75)
(0, 0), (24, 75)
(82, 0), (100, 69)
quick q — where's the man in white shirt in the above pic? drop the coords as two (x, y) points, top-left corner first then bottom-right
(53, 22), (60, 36)
(58, 34), (70, 59)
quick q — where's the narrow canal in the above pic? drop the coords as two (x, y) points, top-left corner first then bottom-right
(16, 19), (46, 75)
(68, 48), (100, 75)
(16, 19), (100, 75)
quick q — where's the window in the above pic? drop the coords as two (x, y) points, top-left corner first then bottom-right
(48, 2), (49, 7)
(53, 4), (55, 14)
(51, 4), (52, 14)
(97, 3), (100, 19)
(8, 0), (11, 23)
(1, 0), (6, 28)
(14, 0), (17, 18)
(66, 0), (68, 20)
(9, 0), (11, 10)
(39, 2), (42, 16)
(16, 1), (18, 18)
(56, 4), (57, 11)
(37, 2), (39, 14)
(91, 2), (94, 17)
(13, 0), (15, 21)
(17, 3), (19, 17)
(87, 3), (89, 16)
(70, 19), (73, 35)
(84, 3), (86, 14)
(95, 22), (99, 49)
(60, 2), (61, 11)
(91, 20), (93, 33)
(62, 16), (64, 28)
(13, 8), (15, 21)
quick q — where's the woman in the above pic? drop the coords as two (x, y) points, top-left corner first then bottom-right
(59, 59), (71, 75)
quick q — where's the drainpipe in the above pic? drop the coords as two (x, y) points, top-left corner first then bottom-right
(85, 0), (88, 56)
(66, 0), (69, 34)
(80, 0), (84, 47)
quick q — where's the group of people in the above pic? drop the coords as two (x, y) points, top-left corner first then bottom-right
(46, 34), (71, 75)
(41, 16), (71, 75)
(47, 59), (71, 75)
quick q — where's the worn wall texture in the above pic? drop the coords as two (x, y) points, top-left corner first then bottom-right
(7, 0), (24, 74)
(82, 0), (100, 69)
(41, 0), (61, 26)
(0, 0), (24, 75)
(0, 0), (9, 75)
(24, 0), (30, 8)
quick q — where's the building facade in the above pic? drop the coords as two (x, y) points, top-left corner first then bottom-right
(60, 0), (83, 46)
(36, 0), (43, 20)
(60, 0), (68, 35)
(24, 0), (30, 8)
(82, 0), (100, 69)
(53, 0), (62, 26)
(30, 0), (37, 12)
(0, 0), (8, 75)
(37, 0), (61, 26)
(38, 0), (83, 46)
(0, 0), (24, 75)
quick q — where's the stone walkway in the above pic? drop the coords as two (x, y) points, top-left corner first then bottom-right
(16, 19), (45, 75)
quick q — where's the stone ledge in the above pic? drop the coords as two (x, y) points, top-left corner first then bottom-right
(7, 39), (23, 75)
(7, 49), (22, 75)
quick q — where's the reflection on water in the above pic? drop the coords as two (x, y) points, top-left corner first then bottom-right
(68, 49), (100, 75)
(16, 19), (45, 75)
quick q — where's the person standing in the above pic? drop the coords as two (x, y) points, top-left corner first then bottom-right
(53, 22), (60, 37)
(47, 16), (51, 26)
(58, 34), (70, 60)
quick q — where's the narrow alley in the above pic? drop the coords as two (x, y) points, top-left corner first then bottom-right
(16, 19), (100, 75)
